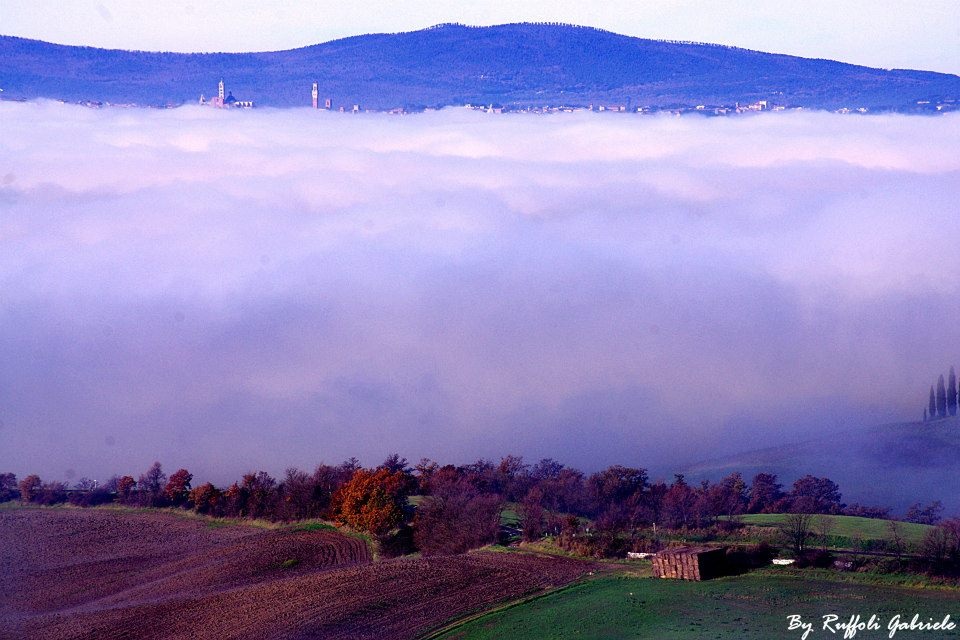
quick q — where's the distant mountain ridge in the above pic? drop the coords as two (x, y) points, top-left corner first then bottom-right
(683, 418), (960, 516)
(2, 23), (959, 110)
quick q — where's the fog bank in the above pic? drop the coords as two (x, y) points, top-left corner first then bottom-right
(2, 102), (959, 484)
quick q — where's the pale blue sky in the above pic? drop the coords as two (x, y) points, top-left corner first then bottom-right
(1, 0), (958, 74)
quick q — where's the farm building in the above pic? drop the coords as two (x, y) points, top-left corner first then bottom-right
(652, 546), (727, 581)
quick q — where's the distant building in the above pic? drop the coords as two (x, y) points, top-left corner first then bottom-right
(310, 82), (333, 110)
(736, 100), (769, 113)
(200, 80), (253, 109)
(210, 79), (225, 107)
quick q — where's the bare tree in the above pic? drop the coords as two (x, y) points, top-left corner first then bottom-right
(919, 518), (960, 573)
(780, 513), (813, 555)
(814, 515), (836, 551)
(74, 477), (97, 491)
(921, 526), (951, 569)
(887, 520), (905, 564)
(138, 461), (166, 506)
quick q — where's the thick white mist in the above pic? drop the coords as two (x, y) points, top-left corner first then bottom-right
(1, 102), (959, 483)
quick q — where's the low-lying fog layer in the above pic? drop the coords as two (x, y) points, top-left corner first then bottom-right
(1, 102), (959, 483)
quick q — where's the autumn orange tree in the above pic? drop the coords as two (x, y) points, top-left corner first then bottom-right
(163, 468), (193, 505)
(333, 468), (409, 536)
(17, 474), (41, 503)
(189, 482), (222, 514)
(115, 475), (136, 503)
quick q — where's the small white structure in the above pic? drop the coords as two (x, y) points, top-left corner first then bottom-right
(772, 558), (795, 566)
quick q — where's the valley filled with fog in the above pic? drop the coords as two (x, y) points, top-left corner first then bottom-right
(1, 102), (959, 484)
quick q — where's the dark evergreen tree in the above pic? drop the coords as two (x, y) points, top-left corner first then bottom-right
(929, 385), (937, 419)
(936, 374), (947, 418)
(949, 367), (957, 416)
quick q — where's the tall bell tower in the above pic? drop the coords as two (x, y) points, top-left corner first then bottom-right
(218, 80), (225, 101)
(312, 82), (319, 109)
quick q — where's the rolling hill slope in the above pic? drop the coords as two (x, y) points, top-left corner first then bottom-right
(685, 417), (960, 516)
(2, 23), (958, 109)
(0, 508), (592, 640)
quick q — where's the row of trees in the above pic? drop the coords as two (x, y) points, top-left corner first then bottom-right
(2, 455), (867, 556)
(6, 456), (951, 561)
(924, 366), (959, 420)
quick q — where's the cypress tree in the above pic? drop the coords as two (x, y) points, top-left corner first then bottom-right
(937, 375), (947, 418)
(930, 385), (937, 419)
(949, 367), (958, 416)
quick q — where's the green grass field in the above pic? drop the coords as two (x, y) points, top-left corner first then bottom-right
(433, 571), (960, 640)
(735, 514), (933, 545)
(500, 503), (521, 527)
(407, 495), (425, 507)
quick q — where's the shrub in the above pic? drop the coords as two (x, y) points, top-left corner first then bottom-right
(794, 550), (834, 569)
(34, 481), (68, 505)
(68, 489), (113, 507)
(414, 478), (502, 555)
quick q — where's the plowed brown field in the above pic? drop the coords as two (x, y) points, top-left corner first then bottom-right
(0, 508), (592, 640)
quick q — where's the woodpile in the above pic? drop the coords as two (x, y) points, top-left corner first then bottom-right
(652, 546), (727, 581)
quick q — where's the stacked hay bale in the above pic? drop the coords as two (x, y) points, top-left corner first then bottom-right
(652, 546), (727, 581)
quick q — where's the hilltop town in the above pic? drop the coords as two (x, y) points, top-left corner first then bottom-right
(186, 78), (958, 116)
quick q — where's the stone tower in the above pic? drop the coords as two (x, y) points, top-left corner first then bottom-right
(218, 80), (225, 100)
(312, 82), (319, 109)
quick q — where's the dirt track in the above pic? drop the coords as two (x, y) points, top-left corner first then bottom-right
(0, 508), (591, 639)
